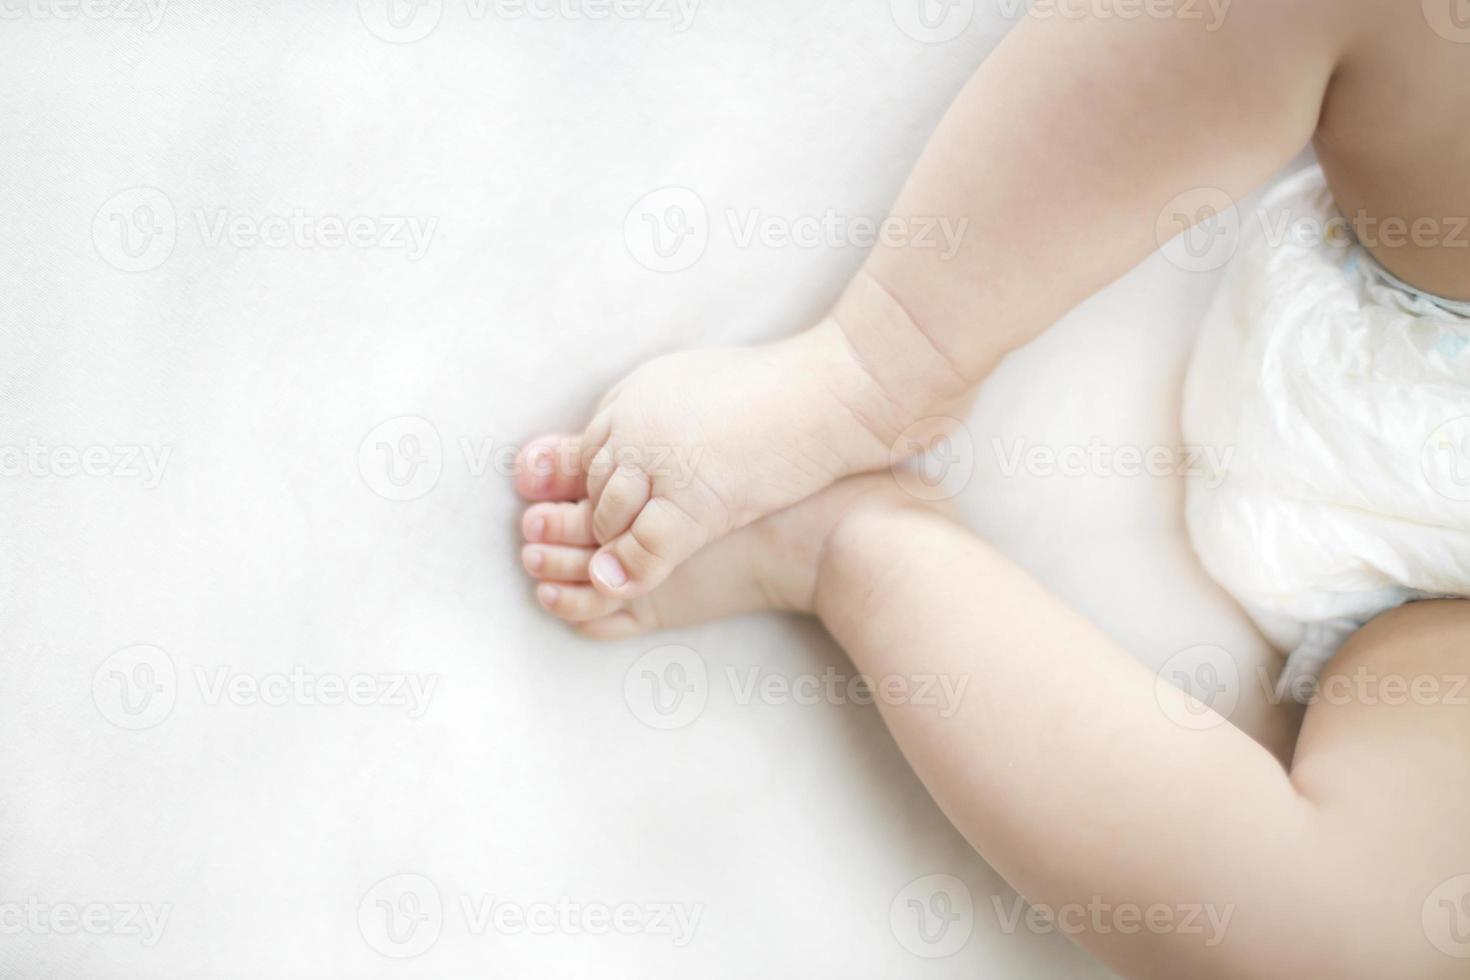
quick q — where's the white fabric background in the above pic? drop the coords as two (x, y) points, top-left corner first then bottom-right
(1, 2), (1281, 976)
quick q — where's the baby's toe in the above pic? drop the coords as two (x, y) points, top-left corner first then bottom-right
(514, 435), (586, 502)
(591, 464), (652, 545)
(521, 544), (593, 582)
(589, 497), (708, 599)
(522, 500), (597, 547)
(577, 608), (652, 641)
(535, 583), (624, 623)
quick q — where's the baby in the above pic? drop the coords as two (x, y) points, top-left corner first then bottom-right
(516, 4), (1470, 978)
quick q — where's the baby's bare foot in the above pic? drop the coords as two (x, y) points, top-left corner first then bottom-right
(517, 319), (926, 603)
(516, 451), (904, 640)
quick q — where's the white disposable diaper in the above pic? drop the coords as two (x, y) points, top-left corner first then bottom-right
(1182, 166), (1470, 701)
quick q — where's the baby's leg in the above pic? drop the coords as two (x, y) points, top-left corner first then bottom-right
(515, 460), (1470, 976)
(517, 455), (897, 638)
(817, 498), (1470, 979)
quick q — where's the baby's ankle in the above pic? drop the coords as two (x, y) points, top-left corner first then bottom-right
(812, 483), (953, 626)
(740, 475), (920, 616)
(824, 269), (976, 435)
(769, 318), (952, 489)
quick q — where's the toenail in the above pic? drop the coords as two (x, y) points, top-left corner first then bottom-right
(525, 514), (546, 541)
(591, 552), (629, 590)
(523, 547), (544, 573)
(529, 446), (554, 487)
(537, 584), (560, 606)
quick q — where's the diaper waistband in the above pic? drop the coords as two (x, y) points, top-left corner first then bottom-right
(1262, 166), (1470, 319)
(1353, 240), (1470, 319)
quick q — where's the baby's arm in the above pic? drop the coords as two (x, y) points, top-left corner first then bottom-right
(835, 0), (1350, 415)
(560, 0), (1357, 600)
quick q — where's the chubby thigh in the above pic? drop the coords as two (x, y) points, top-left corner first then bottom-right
(1287, 599), (1470, 972)
(816, 497), (1470, 978)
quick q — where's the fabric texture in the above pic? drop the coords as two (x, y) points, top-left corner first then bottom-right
(3, 4), (1299, 976)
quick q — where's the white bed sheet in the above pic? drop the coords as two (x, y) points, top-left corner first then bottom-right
(0, 3), (1281, 976)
